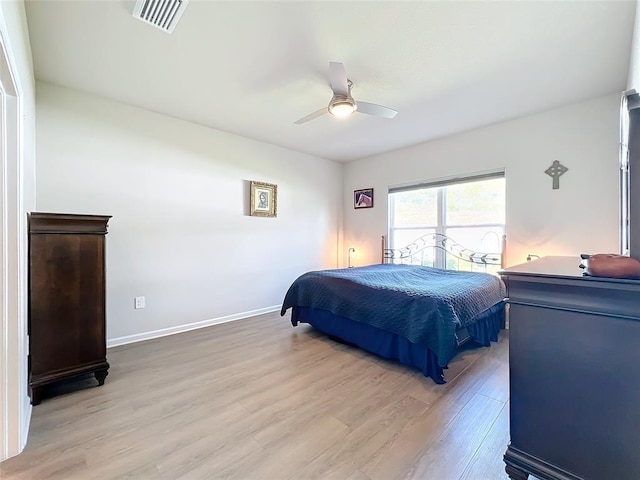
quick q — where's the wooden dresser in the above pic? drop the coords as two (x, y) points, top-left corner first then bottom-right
(500, 256), (640, 480)
(28, 212), (112, 405)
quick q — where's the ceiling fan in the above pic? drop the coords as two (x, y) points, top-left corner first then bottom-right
(294, 62), (398, 125)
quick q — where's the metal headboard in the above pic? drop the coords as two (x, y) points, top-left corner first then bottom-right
(381, 233), (507, 270)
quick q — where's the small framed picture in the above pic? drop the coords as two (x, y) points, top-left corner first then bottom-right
(354, 188), (374, 209)
(250, 181), (277, 217)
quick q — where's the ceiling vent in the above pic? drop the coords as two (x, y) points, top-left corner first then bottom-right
(133, 0), (189, 34)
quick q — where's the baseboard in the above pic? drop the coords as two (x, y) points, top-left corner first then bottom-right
(107, 305), (281, 348)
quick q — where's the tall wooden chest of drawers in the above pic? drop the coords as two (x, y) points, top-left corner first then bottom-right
(28, 212), (111, 405)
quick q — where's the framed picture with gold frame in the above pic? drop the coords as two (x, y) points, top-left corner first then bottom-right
(250, 181), (277, 217)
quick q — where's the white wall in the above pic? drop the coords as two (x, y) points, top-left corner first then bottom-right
(0, 0), (36, 461)
(36, 82), (342, 343)
(628, 0), (640, 90)
(344, 94), (620, 267)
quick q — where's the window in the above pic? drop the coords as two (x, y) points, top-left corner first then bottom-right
(388, 173), (505, 273)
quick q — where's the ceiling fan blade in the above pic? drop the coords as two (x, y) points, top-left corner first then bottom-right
(356, 101), (398, 119)
(329, 62), (349, 96)
(294, 107), (328, 125)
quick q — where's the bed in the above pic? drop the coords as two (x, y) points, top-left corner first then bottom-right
(280, 233), (507, 383)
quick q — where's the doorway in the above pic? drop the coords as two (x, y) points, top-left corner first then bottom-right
(0, 25), (29, 461)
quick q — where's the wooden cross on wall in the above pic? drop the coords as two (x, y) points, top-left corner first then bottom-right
(545, 160), (568, 189)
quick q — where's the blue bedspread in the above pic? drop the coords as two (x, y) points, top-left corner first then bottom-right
(281, 264), (506, 366)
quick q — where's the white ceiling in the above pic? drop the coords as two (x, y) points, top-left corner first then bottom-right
(25, 1), (636, 162)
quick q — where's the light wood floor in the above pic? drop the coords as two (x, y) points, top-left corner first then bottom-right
(1, 312), (512, 480)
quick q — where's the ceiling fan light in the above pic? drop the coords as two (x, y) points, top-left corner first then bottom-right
(329, 101), (356, 117)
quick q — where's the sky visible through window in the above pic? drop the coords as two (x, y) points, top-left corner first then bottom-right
(389, 176), (505, 273)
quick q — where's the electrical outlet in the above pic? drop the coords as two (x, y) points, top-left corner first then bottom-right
(134, 296), (145, 309)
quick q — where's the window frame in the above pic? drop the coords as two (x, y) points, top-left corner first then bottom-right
(388, 172), (505, 270)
